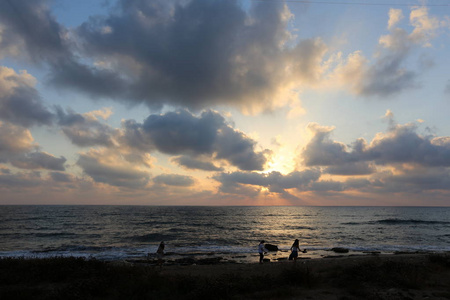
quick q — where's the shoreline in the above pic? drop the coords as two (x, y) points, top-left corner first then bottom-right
(126, 248), (448, 266)
(1, 252), (449, 299)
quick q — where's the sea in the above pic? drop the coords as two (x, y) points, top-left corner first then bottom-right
(1, 206), (449, 263)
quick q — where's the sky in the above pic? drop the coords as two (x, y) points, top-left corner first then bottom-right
(0, 0), (450, 206)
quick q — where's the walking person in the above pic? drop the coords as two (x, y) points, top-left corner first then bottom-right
(156, 241), (165, 269)
(258, 240), (268, 264)
(289, 239), (301, 262)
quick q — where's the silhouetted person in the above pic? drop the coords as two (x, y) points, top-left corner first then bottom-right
(258, 240), (268, 264)
(289, 239), (301, 262)
(156, 241), (165, 269)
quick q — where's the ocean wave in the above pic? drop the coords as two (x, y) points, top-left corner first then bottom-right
(35, 232), (76, 238)
(342, 219), (450, 225)
(373, 219), (450, 225)
(284, 225), (316, 230)
(131, 233), (174, 242)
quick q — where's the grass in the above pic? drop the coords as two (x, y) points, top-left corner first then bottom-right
(0, 257), (315, 300)
(0, 254), (449, 299)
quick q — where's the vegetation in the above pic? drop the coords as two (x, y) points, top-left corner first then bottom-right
(0, 255), (449, 299)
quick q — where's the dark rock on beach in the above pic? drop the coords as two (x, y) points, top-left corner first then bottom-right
(174, 257), (196, 265)
(265, 244), (279, 251)
(197, 257), (223, 265)
(331, 247), (349, 253)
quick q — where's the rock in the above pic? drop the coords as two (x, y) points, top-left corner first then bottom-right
(277, 257), (288, 261)
(263, 258), (271, 262)
(363, 251), (381, 255)
(265, 244), (279, 252)
(174, 258), (196, 265)
(197, 257), (223, 265)
(331, 247), (349, 253)
(323, 255), (344, 258)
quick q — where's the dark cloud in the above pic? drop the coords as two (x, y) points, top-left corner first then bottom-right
(45, 0), (326, 111)
(0, 0), (70, 62)
(364, 124), (450, 166)
(172, 155), (223, 171)
(358, 52), (418, 97)
(302, 120), (450, 173)
(310, 180), (344, 192)
(336, 167), (450, 195)
(0, 167), (11, 174)
(302, 123), (355, 167)
(377, 167), (450, 192)
(214, 126), (271, 171)
(77, 149), (150, 188)
(56, 107), (116, 147)
(49, 59), (129, 100)
(11, 152), (66, 171)
(0, 67), (54, 127)
(153, 174), (194, 187)
(121, 110), (270, 171)
(50, 171), (73, 183)
(0, 171), (42, 188)
(214, 169), (321, 199)
(325, 162), (376, 176)
(141, 110), (221, 155)
(445, 80), (450, 95)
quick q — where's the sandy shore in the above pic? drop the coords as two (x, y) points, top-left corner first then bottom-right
(1, 253), (450, 299)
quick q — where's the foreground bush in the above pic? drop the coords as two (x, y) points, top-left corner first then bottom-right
(0, 255), (449, 300)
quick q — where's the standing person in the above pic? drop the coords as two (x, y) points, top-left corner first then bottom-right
(156, 241), (165, 269)
(258, 240), (268, 264)
(289, 239), (300, 262)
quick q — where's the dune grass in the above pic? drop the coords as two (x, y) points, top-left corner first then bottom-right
(0, 254), (449, 299)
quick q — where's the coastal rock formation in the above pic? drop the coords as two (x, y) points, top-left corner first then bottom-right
(265, 244), (279, 251)
(331, 247), (349, 253)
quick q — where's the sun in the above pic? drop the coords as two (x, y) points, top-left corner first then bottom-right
(264, 151), (297, 174)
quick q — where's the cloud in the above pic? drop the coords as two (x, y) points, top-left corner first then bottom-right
(302, 115), (450, 173)
(172, 155), (223, 171)
(121, 110), (270, 171)
(41, 0), (327, 113)
(409, 7), (440, 46)
(56, 107), (117, 147)
(0, 170), (43, 188)
(0, 0), (70, 62)
(153, 174), (195, 187)
(325, 162), (376, 176)
(329, 6), (446, 98)
(365, 123), (450, 167)
(310, 180), (344, 192)
(445, 80), (450, 95)
(0, 121), (66, 171)
(214, 169), (321, 199)
(0, 121), (35, 158)
(388, 8), (403, 30)
(375, 167), (450, 192)
(0, 66), (54, 127)
(50, 171), (73, 183)
(10, 152), (66, 171)
(77, 148), (151, 188)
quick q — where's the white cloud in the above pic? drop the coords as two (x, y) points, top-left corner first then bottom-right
(388, 8), (404, 30)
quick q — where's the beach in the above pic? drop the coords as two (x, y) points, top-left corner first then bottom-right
(1, 253), (449, 299)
